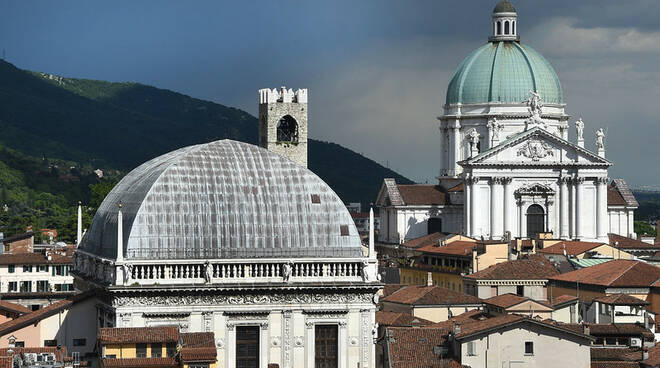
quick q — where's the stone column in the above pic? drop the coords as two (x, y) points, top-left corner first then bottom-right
(503, 177), (513, 238)
(596, 177), (608, 241)
(438, 126), (446, 176)
(452, 121), (461, 176)
(464, 179), (471, 235)
(490, 177), (504, 240)
(560, 177), (570, 239)
(546, 199), (555, 236)
(467, 176), (479, 237)
(574, 177), (585, 239)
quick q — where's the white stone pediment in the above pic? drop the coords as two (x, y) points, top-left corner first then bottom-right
(462, 128), (611, 167)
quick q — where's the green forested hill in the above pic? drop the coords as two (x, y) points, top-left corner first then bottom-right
(0, 60), (412, 241)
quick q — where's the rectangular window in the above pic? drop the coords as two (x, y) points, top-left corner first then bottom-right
(166, 343), (177, 357)
(8, 282), (17, 292)
(8, 265), (14, 273)
(37, 265), (48, 272)
(340, 225), (349, 236)
(467, 341), (477, 356)
(14, 341), (25, 348)
(105, 354), (116, 359)
(73, 339), (86, 347)
(19, 281), (32, 293)
(311, 194), (321, 204)
(23, 265), (33, 273)
(236, 326), (259, 368)
(315, 325), (338, 368)
(44, 340), (57, 347)
(525, 341), (534, 355)
(516, 285), (524, 296)
(136, 343), (147, 358)
(55, 266), (64, 276)
(37, 281), (49, 292)
(151, 343), (162, 357)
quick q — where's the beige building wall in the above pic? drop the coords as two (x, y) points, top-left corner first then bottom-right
(413, 305), (480, 323)
(473, 242), (509, 272)
(459, 324), (591, 368)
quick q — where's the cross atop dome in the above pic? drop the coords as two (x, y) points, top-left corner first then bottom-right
(489, 0), (519, 42)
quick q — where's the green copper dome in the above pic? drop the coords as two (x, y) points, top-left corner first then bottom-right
(445, 42), (563, 106)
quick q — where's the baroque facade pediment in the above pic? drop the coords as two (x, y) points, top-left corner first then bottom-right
(461, 127), (611, 167)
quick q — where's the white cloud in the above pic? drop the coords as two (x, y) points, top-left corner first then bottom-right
(527, 17), (660, 56)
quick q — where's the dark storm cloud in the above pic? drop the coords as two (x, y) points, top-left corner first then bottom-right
(0, 0), (657, 186)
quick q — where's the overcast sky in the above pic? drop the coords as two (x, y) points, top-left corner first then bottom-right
(1, 1), (659, 187)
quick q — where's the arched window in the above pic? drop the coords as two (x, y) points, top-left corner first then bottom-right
(497, 21), (502, 35)
(504, 21), (510, 35)
(526, 204), (545, 238)
(277, 115), (298, 142)
(428, 218), (442, 234)
(512, 21), (516, 35)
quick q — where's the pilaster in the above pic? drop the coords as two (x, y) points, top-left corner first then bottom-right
(574, 177), (585, 239)
(559, 177), (570, 239)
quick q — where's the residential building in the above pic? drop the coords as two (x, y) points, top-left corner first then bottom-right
(610, 233), (660, 260)
(380, 284), (482, 323)
(0, 301), (31, 323)
(0, 346), (85, 368)
(0, 292), (98, 361)
(538, 240), (634, 260)
(0, 247), (75, 310)
(590, 294), (651, 325)
(549, 259), (660, 316)
(1, 232), (34, 254)
(463, 254), (561, 300)
(380, 310), (592, 368)
(394, 233), (508, 290)
(351, 212), (380, 234)
(98, 326), (217, 368)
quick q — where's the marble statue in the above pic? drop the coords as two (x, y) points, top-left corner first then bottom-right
(282, 261), (292, 282)
(596, 128), (605, 150)
(575, 118), (585, 140)
(204, 261), (212, 284)
(468, 129), (480, 152)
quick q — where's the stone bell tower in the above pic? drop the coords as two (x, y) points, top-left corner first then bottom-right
(258, 86), (308, 167)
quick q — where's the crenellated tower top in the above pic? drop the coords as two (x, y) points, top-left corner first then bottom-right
(259, 86), (308, 104)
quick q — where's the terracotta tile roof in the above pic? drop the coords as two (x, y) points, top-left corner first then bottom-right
(483, 293), (532, 308)
(538, 241), (605, 256)
(549, 294), (579, 307)
(447, 183), (464, 192)
(451, 313), (592, 341)
(376, 311), (433, 327)
(595, 294), (649, 306)
(384, 327), (463, 368)
(0, 252), (71, 265)
(550, 260), (660, 288)
(464, 254), (560, 280)
(591, 362), (640, 368)
(402, 232), (448, 249)
(396, 185), (448, 205)
(417, 241), (481, 257)
(555, 322), (654, 341)
(99, 326), (179, 344)
(383, 284), (408, 297)
(102, 357), (179, 367)
(180, 332), (216, 362)
(591, 347), (642, 361)
(0, 300), (31, 315)
(381, 285), (481, 306)
(608, 185), (629, 206)
(0, 299), (71, 335)
(612, 179), (639, 207)
(641, 343), (660, 367)
(610, 233), (659, 250)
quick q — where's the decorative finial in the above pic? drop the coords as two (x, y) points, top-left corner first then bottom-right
(118, 202), (122, 209)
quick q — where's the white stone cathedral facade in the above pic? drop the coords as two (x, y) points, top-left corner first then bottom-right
(377, 0), (638, 244)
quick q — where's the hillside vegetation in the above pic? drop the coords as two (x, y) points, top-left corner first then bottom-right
(0, 60), (412, 242)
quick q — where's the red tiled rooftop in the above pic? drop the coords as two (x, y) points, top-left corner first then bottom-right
(402, 232), (448, 249)
(417, 241), (481, 257)
(610, 233), (660, 250)
(0, 300), (32, 315)
(608, 185), (628, 206)
(549, 294), (579, 307)
(483, 293), (532, 309)
(376, 311), (433, 327)
(384, 327), (460, 368)
(550, 260), (660, 288)
(538, 241), (605, 256)
(381, 285), (481, 306)
(99, 326), (179, 344)
(396, 185), (448, 205)
(0, 252), (71, 265)
(465, 254), (560, 280)
(594, 294), (649, 306)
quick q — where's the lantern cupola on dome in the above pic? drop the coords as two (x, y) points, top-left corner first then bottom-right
(490, 0), (519, 42)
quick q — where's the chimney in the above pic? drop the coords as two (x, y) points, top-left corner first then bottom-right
(583, 325), (590, 336)
(427, 272), (433, 287)
(644, 311), (649, 329)
(453, 323), (461, 335)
